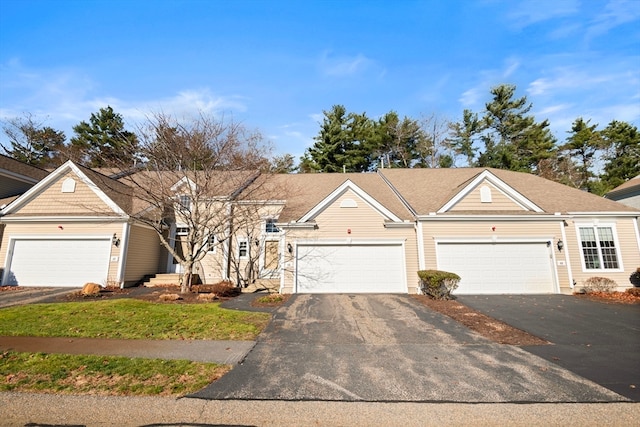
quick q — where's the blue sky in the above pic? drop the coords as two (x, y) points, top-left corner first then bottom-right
(1, 0), (638, 160)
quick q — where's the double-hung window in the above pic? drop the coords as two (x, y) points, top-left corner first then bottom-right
(207, 235), (216, 253)
(238, 239), (248, 259)
(578, 225), (620, 270)
(179, 195), (191, 211)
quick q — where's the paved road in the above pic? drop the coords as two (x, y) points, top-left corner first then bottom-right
(191, 294), (626, 402)
(3, 393), (638, 426)
(458, 294), (640, 402)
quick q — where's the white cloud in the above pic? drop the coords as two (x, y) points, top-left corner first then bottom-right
(505, 0), (579, 29)
(319, 51), (373, 77)
(0, 61), (248, 137)
(585, 0), (640, 41)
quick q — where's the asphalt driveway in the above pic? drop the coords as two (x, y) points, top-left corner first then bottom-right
(190, 294), (626, 402)
(457, 294), (640, 402)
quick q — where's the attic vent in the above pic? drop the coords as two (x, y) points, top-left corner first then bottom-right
(61, 178), (76, 193)
(340, 198), (358, 208)
(480, 185), (492, 203)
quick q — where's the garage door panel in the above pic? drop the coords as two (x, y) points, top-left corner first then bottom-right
(296, 244), (405, 293)
(437, 242), (555, 294)
(5, 239), (111, 287)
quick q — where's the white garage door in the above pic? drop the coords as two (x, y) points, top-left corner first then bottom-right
(4, 238), (112, 287)
(437, 242), (555, 294)
(296, 244), (406, 293)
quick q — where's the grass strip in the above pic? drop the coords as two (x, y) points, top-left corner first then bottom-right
(0, 299), (270, 340)
(0, 351), (229, 396)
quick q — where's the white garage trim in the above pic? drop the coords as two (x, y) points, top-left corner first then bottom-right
(435, 238), (559, 294)
(294, 239), (407, 293)
(2, 235), (114, 287)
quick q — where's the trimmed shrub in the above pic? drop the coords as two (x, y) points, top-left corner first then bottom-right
(211, 281), (241, 297)
(630, 268), (640, 287)
(417, 270), (460, 300)
(582, 277), (617, 293)
(626, 287), (640, 297)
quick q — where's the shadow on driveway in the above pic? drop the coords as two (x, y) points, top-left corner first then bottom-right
(457, 294), (640, 402)
(190, 294), (627, 403)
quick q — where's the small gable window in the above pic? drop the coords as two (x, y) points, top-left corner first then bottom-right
(265, 219), (280, 233)
(61, 178), (76, 193)
(480, 185), (492, 203)
(340, 198), (358, 208)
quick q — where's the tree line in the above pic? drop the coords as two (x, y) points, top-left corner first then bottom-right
(300, 84), (639, 194)
(2, 83), (639, 194)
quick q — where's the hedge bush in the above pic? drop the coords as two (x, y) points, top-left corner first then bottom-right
(417, 270), (460, 300)
(630, 268), (640, 287)
(582, 276), (617, 293)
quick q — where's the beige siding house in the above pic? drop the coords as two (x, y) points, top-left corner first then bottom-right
(1, 160), (638, 295)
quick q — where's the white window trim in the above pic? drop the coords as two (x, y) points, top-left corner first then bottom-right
(575, 222), (624, 272)
(237, 238), (249, 260)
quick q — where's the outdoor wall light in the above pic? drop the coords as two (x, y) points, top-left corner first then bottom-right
(112, 233), (121, 247)
(557, 239), (564, 251)
(287, 243), (293, 254)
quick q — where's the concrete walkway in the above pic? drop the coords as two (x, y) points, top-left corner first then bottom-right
(0, 336), (255, 364)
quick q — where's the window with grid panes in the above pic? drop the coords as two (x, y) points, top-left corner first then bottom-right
(578, 226), (619, 269)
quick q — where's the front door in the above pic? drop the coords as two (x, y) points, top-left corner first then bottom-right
(168, 227), (189, 273)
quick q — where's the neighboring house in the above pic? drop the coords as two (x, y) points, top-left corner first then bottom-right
(1, 161), (639, 294)
(0, 154), (49, 206)
(605, 175), (640, 210)
(0, 161), (161, 287)
(0, 155), (50, 258)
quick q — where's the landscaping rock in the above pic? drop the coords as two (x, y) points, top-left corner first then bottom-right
(159, 293), (182, 301)
(81, 283), (101, 296)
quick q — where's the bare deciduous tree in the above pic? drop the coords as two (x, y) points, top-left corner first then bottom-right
(117, 112), (282, 293)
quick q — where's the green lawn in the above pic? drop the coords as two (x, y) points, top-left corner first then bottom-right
(0, 351), (229, 396)
(0, 299), (270, 340)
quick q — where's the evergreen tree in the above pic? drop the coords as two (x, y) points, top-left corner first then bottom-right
(1, 114), (66, 167)
(599, 120), (640, 193)
(70, 106), (139, 167)
(301, 105), (375, 172)
(560, 118), (603, 190)
(477, 84), (556, 173)
(448, 109), (480, 167)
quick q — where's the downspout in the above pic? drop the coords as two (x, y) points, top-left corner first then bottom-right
(225, 202), (234, 280)
(416, 221), (426, 271)
(560, 219), (573, 290)
(116, 221), (131, 288)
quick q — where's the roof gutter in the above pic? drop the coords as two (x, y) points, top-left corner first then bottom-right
(416, 214), (571, 221)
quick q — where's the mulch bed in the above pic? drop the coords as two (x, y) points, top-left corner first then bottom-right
(412, 295), (550, 346)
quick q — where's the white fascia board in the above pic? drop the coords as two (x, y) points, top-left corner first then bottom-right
(1, 161), (126, 216)
(435, 236), (554, 244)
(1, 216), (128, 223)
(568, 211), (640, 217)
(383, 221), (415, 228)
(437, 170), (543, 213)
(299, 179), (402, 223)
(170, 176), (197, 192)
(416, 214), (568, 221)
(280, 222), (317, 230)
(295, 238), (406, 246)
